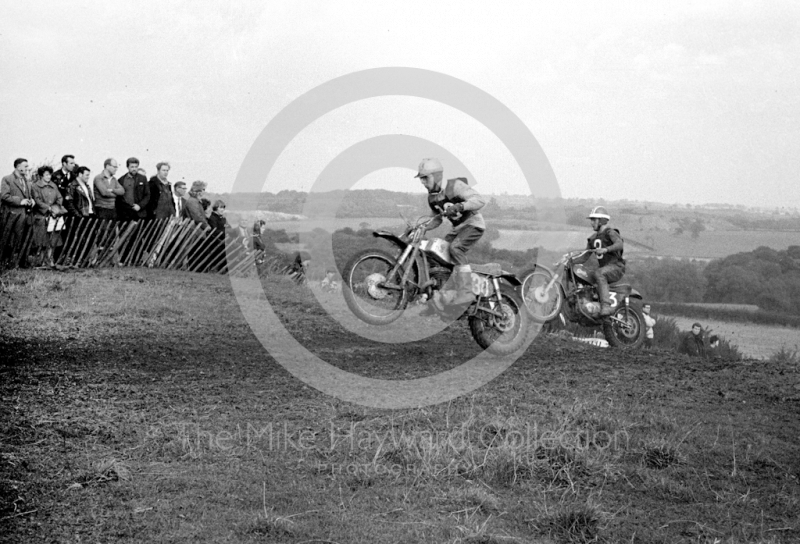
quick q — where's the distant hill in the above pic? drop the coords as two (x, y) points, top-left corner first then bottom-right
(207, 189), (800, 260)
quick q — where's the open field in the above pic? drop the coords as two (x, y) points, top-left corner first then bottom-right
(2, 269), (800, 543)
(658, 314), (799, 361)
(676, 303), (760, 313)
(492, 228), (799, 260)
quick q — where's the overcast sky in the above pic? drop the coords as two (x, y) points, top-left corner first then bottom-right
(2, 0), (798, 208)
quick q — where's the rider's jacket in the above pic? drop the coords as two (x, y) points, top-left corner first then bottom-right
(587, 227), (625, 267)
(427, 177), (486, 231)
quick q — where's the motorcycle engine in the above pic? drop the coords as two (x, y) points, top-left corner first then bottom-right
(577, 295), (600, 318)
(429, 266), (452, 289)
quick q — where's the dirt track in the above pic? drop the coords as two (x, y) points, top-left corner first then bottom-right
(2, 268), (800, 543)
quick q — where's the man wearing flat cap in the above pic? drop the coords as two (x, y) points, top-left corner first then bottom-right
(181, 180), (208, 227)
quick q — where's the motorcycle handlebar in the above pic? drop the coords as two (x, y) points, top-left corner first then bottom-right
(560, 249), (593, 263)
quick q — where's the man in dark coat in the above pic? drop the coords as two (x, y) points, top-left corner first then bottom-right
(64, 166), (95, 217)
(682, 322), (707, 358)
(52, 154), (76, 198)
(147, 162), (176, 219)
(117, 157), (150, 220)
(1, 158), (35, 263)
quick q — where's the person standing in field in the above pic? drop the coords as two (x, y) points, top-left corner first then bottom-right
(642, 303), (656, 348)
(64, 166), (95, 217)
(1, 158), (35, 264)
(208, 200), (229, 233)
(181, 180), (209, 227)
(172, 181), (186, 218)
(148, 162), (176, 219)
(30, 165), (68, 267)
(117, 157), (150, 220)
(682, 322), (707, 358)
(52, 154), (76, 198)
(93, 159), (124, 220)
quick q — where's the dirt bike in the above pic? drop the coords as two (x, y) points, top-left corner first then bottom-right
(519, 249), (645, 349)
(342, 215), (530, 355)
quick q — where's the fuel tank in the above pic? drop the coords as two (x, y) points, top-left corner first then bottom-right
(419, 238), (453, 265)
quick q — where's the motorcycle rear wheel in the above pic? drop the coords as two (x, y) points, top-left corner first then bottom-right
(602, 304), (645, 349)
(469, 284), (530, 355)
(519, 268), (563, 323)
(342, 248), (413, 325)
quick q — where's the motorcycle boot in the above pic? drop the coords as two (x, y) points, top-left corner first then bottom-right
(595, 271), (614, 317)
(432, 265), (475, 315)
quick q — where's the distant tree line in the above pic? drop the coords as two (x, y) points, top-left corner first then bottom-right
(628, 245), (800, 314)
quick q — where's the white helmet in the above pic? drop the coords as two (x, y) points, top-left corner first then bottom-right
(414, 158), (443, 178)
(587, 206), (611, 221)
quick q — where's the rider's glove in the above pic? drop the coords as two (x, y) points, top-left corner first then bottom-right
(443, 202), (464, 218)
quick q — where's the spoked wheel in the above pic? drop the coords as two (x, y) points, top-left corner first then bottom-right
(520, 268), (563, 323)
(469, 284), (530, 355)
(342, 248), (413, 325)
(602, 304), (645, 349)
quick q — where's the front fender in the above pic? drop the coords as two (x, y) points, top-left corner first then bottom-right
(629, 288), (643, 300)
(518, 263), (556, 279)
(500, 273), (523, 287)
(373, 230), (408, 250)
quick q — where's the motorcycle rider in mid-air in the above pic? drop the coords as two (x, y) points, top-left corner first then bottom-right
(415, 158), (486, 313)
(573, 206), (626, 317)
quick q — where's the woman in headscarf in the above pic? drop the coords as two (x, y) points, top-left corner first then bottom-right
(30, 165), (67, 267)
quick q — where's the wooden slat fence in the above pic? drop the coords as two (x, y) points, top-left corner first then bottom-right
(0, 217), (263, 276)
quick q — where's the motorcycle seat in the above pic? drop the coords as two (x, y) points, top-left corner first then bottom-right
(471, 263), (503, 276)
(609, 283), (632, 295)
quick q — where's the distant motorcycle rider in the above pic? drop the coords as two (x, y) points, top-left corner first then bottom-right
(416, 158), (486, 308)
(574, 206), (625, 317)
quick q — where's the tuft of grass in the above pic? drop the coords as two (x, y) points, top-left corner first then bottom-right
(479, 448), (533, 487)
(546, 503), (601, 544)
(768, 345), (799, 365)
(447, 486), (501, 515)
(641, 441), (682, 470)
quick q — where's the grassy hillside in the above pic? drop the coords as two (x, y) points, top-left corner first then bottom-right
(2, 269), (799, 543)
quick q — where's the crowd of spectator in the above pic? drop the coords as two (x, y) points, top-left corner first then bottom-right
(0, 155), (238, 267)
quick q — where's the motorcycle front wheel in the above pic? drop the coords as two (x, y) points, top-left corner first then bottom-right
(602, 304), (645, 349)
(342, 248), (414, 325)
(469, 284), (530, 356)
(519, 268), (563, 323)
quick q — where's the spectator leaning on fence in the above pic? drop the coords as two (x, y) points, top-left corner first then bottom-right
(30, 165), (67, 267)
(682, 322), (707, 358)
(181, 180), (209, 227)
(64, 166), (95, 217)
(148, 162), (176, 219)
(118, 157), (150, 220)
(1, 158), (35, 263)
(52, 154), (76, 198)
(93, 159), (124, 220)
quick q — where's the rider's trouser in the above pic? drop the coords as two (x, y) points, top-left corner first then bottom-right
(438, 226), (484, 305)
(592, 262), (625, 306)
(445, 226), (484, 266)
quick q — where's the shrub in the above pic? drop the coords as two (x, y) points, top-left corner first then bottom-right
(769, 345), (799, 365)
(652, 315), (682, 349)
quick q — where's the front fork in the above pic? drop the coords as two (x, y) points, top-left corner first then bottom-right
(382, 244), (419, 291)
